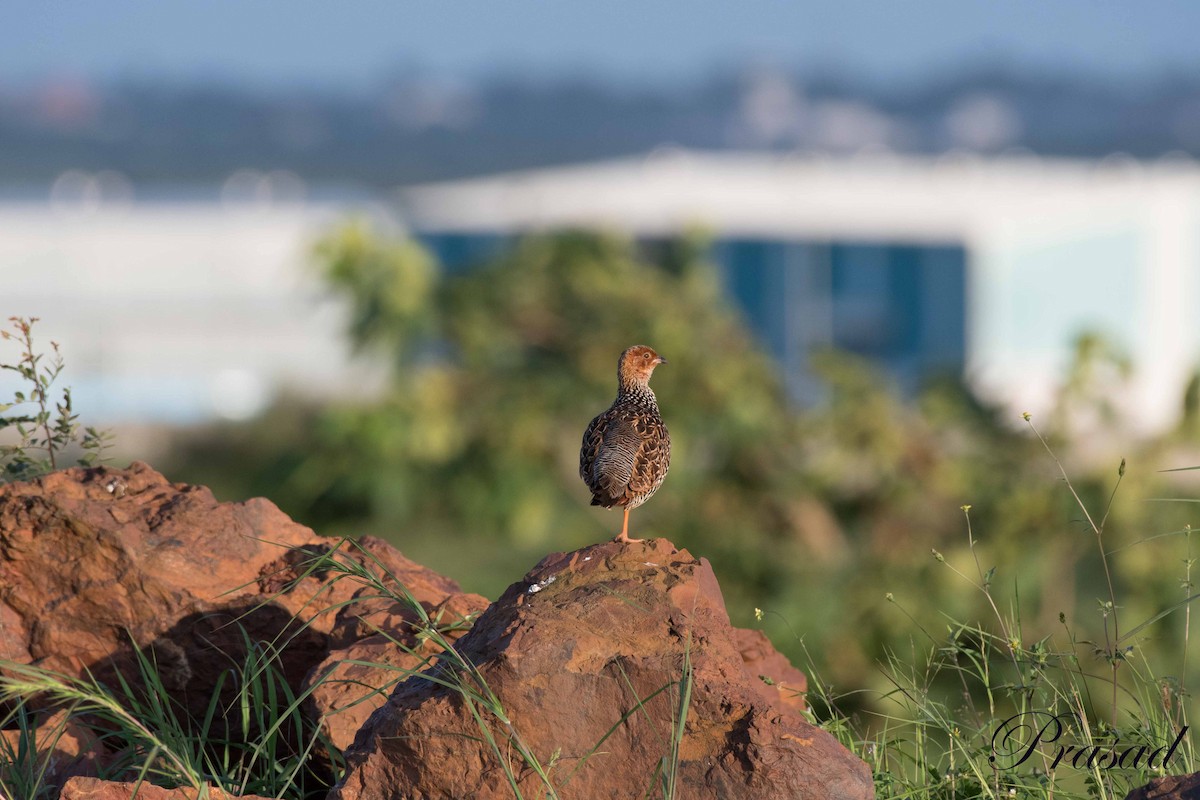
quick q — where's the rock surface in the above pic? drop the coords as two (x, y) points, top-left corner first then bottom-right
(304, 561), (488, 750)
(332, 538), (874, 800)
(1125, 773), (1200, 799)
(733, 626), (808, 713)
(0, 464), (481, 784)
(0, 461), (331, 693)
(58, 776), (279, 800)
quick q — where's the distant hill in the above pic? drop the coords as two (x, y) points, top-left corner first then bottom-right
(3, 67), (1199, 188)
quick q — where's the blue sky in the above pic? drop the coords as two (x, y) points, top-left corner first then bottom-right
(4, 1), (1198, 88)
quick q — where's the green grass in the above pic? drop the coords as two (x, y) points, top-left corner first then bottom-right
(783, 420), (1198, 799)
(0, 703), (81, 800)
(0, 631), (342, 800)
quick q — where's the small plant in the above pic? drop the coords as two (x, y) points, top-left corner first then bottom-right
(0, 316), (110, 481)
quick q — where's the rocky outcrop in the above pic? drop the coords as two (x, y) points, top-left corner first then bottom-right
(0, 464), (863, 798)
(332, 538), (874, 800)
(0, 462), (320, 676)
(0, 464), (482, 786)
(0, 460), (481, 674)
(1125, 773), (1200, 799)
(58, 777), (279, 800)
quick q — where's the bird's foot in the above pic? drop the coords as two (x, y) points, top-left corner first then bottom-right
(613, 531), (644, 544)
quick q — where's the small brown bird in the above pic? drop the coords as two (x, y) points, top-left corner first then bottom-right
(580, 345), (671, 542)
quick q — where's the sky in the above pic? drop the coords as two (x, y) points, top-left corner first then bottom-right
(4, 1), (1200, 89)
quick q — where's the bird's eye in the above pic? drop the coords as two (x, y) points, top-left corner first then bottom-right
(643, 352), (651, 359)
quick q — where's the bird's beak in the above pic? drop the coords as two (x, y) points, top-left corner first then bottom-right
(655, 356), (668, 365)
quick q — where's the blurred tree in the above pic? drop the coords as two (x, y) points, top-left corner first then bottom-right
(1052, 330), (1133, 438)
(1179, 368), (1200, 441)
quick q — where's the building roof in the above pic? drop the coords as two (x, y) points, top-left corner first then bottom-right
(397, 149), (1200, 244)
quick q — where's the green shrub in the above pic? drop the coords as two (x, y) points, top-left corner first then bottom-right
(1, 317), (110, 482)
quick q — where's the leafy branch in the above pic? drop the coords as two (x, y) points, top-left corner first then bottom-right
(1, 316), (110, 481)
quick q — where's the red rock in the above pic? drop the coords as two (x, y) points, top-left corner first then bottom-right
(0, 462), (321, 683)
(305, 574), (488, 750)
(58, 776), (279, 800)
(732, 626), (809, 713)
(1125, 773), (1200, 799)
(331, 538), (874, 800)
(0, 463), (480, 777)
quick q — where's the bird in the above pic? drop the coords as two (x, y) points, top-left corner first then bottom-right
(579, 345), (671, 542)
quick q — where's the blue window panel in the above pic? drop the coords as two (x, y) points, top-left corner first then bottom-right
(714, 239), (839, 402)
(828, 242), (965, 392)
(419, 232), (508, 274)
(916, 246), (967, 377)
(717, 239), (789, 358)
(831, 244), (907, 358)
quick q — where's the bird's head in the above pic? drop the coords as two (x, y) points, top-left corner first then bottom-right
(618, 345), (667, 388)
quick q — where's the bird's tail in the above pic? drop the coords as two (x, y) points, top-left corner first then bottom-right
(590, 493), (618, 508)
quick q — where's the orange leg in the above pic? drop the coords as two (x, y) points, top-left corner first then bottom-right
(614, 507), (643, 543)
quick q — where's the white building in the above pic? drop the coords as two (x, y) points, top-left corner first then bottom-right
(398, 150), (1200, 431)
(0, 198), (386, 424)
